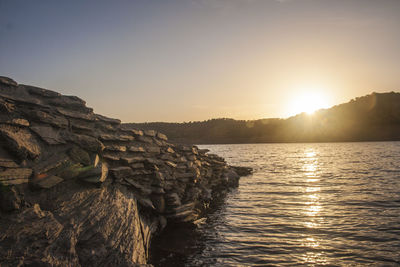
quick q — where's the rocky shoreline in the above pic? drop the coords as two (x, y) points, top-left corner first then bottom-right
(0, 76), (252, 266)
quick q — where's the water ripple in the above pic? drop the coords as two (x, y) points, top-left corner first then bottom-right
(189, 142), (400, 266)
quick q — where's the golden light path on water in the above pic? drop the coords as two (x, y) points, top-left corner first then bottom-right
(170, 143), (400, 266)
(301, 148), (326, 265)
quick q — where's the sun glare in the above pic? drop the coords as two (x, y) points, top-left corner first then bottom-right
(287, 90), (331, 117)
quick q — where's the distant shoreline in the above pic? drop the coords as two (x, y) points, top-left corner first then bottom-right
(128, 92), (400, 145)
(194, 140), (400, 146)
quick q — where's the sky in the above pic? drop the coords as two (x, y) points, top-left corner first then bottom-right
(1, 0), (400, 122)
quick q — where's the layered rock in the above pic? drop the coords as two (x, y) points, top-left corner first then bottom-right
(0, 76), (252, 266)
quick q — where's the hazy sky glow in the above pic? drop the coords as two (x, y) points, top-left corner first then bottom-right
(1, 0), (400, 122)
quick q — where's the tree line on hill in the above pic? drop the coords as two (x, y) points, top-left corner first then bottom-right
(126, 92), (400, 144)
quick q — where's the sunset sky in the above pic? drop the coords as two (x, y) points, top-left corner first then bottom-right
(1, 0), (400, 122)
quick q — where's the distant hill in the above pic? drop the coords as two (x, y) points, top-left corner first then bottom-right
(126, 92), (400, 144)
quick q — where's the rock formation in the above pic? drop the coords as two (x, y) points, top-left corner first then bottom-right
(0, 76), (252, 266)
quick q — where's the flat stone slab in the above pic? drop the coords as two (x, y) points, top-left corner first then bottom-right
(0, 76), (18, 87)
(166, 161), (177, 168)
(100, 133), (134, 142)
(68, 146), (91, 166)
(32, 175), (64, 189)
(157, 132), (168, 141)
(0, 147), (18, 168)
(30, 125), (66, 145)
(104, 145), (126, 152)
(69, 133), (104, 152)
(29, 110), (69, 128)
(0, 124), (41, 159)
(122, 156), (145, 164)
(24, 85), (61, 98)
(147, 146), (160, 154)
(56, 107), (94, 121)
(125, 178), (152, 195)
(0, 168), (32, 185)
(95, 114), (121, 125)
(33, 154), (70, 174)
(128, 146), (145, 152)
(137, 136), (153, 144)
(0, 115), (30, 127)
(110, 166), (134, 179)
(144, 130), (156, 137)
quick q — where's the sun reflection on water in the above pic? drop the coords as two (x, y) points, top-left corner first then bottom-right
(301, 148), (327, 264)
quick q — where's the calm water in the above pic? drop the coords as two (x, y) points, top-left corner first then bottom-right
(182, 142), (400, 266)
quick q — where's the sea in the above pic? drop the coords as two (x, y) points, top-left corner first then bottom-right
(152, 142), (400, 266)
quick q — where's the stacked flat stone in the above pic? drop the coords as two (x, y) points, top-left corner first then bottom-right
(0, 76), (249, 222)
(0, 76), (252, 266)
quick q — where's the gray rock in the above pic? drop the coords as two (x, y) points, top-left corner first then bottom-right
(105, 145), (127, 152)
(31, 175), (64, 189)
(224, 169), (240, 187)
(95, 114), (121, 125)
(100, 133), (134, 142)
(160, 154), (174, 161)
(0, 124), (41, 159)
(49, 95), (87, 110)
(70, 118), (95, 132)
(232, 166), (253, 176)
(174, 202), (195, 213)
(0, 77), (249, 266)
(166, 209), (197, 222)
(122, 156), (145, 164)
(0, 147), (19, 168)
(0, 76), (18, 87)
(198, 148), (210, 154)
(24, 84), (61, 98)
(156, 132), (168, 141)
(56, 107), (94, 121)
(151, 195), (165, 213)
(154, 171), (164, 181)
(166, 147), (175, 153)
(0, 186), (22, 212)
(0, 84), (43, 106)
(0, 168), (32, 185)
(145, 158), (161, 165)
(129, 145), (145, 152)
(158, 216), (167, 231)
(187, 154), (197, 161)
(30, 125), (66, 145)
(110, 166), (133, 180)
(28, 110), (69, 128)
(34, 153), (71, 174)
(131, 163), (145, 169)
(151, 186), (165, 194)
(165, 161), (177, 168)
(125, 178), (152, 195)
(144, 130), (156, 137)
(136, 196), (155, 210)
(131, 129), (143, 136)
(0, 115), (30, 126)
(147, 146), (160, 154)
(175, 172), (195, 180)
(0, 98), (15, 112)
(165, 192), (181, 207)
(68, 146), (91, 166)
(137, 136), (153, 144)
(103, 152), (120, 161)
(69, 133), (104, 152)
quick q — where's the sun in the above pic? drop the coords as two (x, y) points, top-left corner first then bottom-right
(287, 90), (331, 117)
